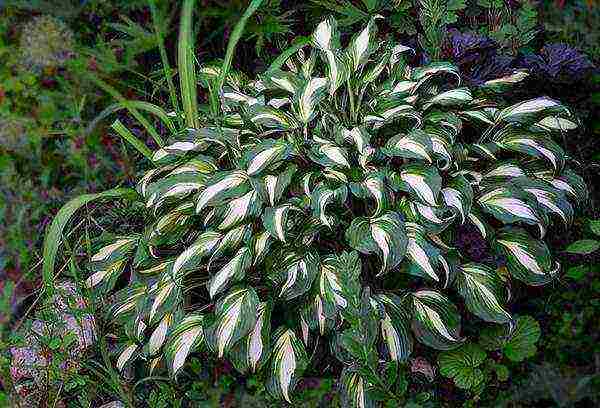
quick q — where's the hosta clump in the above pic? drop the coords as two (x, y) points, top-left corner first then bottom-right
(80, 17), (587, 404)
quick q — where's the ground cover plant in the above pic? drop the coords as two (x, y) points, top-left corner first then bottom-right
(35, 0), (594, 405)
(1, 1), (598, 407)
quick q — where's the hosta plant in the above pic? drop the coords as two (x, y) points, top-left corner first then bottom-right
(45, 5), (588, 406)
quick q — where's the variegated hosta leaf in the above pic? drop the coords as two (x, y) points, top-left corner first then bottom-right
(268, 250), (319, 300)
(267, 328), (309, 403)
(229, 302), (271, 374)
(320, 254), (356, 311)
(171, 230), (222, 277)
(164, 314), (204, 376)
(207, 224), (252, 269)
(390, 164), (442, 206)
(495, 228), (559, 286)
(543, 168), (588, 204)
(260, 69), (300, 94)
(294, 77), (328, 123)
(262, 204), (301, 243)
(345, 16), (378, 72)
(402, 199), (456, 234)
(496, 132), (565, 171)
(496, 97), (570, 125)
(362, 173), (392, 216)
(116, 343), (139, 372)
(311, 185), (348, 228)
(467, 209), (495, 241)
(196, 171), (250, 213)
(480, 69), (529, 93)
(361, 47), (390, 85)
(206, 286), (259, 358)
(410, 290), (464, 350)
(442, 175), (474, 224)
(375, 294), (413, 361)
(429, 130), (454, 170)
(519, 181), (574, 226)
(147, 277), (181, 324)
(312, 17), (347, 95)
(339, 367), (376, 408)
(424, 88), (473, 109)
(405, 223), (442, 283)
(147, 312), (174, 356)
(349, 172), (391, 217)
(345, 211), (408, 275)
(384, 129), (434, 163)
(453, 263), (512, 324)
(249, 105), (299, 130)
(301, 292), (337, 335)
(251, 164), (296, 207)
(368, 103), (421, 129)
(478, 186), (546, 236)
(241, 139), (293, 176)
(483, 162), (526, 184)
(533, 115), (579, 132)
(210, 190), (263, 231)
(342, 126), (371, 155)
(208, 246), (253, 298)
(109, 284), (146, 320)
(309, 142), (352, 169)
(251, 231), (273, 266)
(149, 203), (194, 247)
(87, 237), (138, 291)
(410, 62), (461, 85)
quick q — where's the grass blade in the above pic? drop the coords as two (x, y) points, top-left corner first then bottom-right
(111, 119), (155, 161)
(212, 0), (265, 113)
(87, 100), (177, 137)
(42, 188), (139, 295)
(266, 36), (311, 74)
(178, 0), (199, 129)
(91, 75), (165, 146)
(149, 0), (182, 123)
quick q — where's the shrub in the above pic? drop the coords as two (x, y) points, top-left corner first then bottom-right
(45, 3), (588, 405)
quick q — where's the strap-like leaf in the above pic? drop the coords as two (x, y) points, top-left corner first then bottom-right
(206, 286), (260, 357)
(267, 328), (308, 403)
(375, 294), (413, 361)
(164, 314), (204, 376)
(229, 302), (272, 373)
(268, 250), (319, 300)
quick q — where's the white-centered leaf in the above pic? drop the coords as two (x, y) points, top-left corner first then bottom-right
(411, 290), (464, 350)
(268, 250), (319, 300)
(345, 211), (407, 275)
(206, 286), (259, 358)
(208, 246), (253, 298)
(172, 231), (222, 277)
(164, 314), (204, 376)
(267, 328), (308, 403)
(229, 302), (272, 374)
(454, 263), (512, 324)
(196, 171), (250, 213)
(495, 228), (559, 286)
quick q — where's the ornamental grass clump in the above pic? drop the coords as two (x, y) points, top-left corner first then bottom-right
(44, 2), (587, 405)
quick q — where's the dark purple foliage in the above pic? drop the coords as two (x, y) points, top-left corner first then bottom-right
(444, 30), (514, 85)
(454, 222), (491, 263)
(519, 43), (594, 83)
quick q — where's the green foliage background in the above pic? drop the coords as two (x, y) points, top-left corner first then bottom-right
(0, 1), (598, 407)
